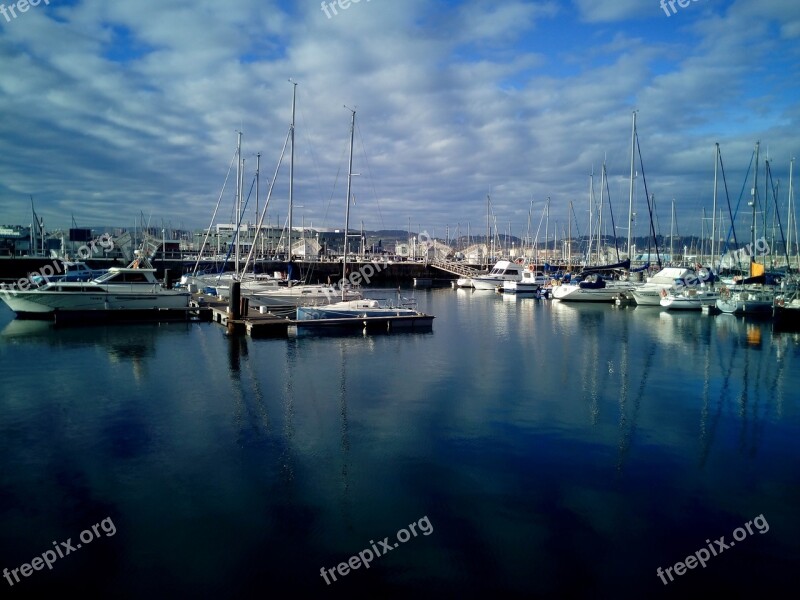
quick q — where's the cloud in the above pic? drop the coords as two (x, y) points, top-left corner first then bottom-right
(0, 0), (797, 245)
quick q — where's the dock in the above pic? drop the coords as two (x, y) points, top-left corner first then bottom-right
(191, 293), (434, 338)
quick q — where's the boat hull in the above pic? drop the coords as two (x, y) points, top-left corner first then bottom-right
(552, 283), (635, 302)
(660, 291), (719, 310)
(1, 288), (190, 319)
(630, 288), (668, 306)
(248, 286), (361, 307)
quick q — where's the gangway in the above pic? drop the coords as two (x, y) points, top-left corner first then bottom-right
(429, 259), (485, 278)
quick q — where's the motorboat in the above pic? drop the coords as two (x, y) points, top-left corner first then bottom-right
(455, 277), (474, 288)
(503, 266), (548, 294)
(0, 254), (189, 319)
(472, 260), (525, 291)
(629, 267), (696, 306)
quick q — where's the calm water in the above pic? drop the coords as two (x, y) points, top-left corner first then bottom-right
(0, 290), (798, 598)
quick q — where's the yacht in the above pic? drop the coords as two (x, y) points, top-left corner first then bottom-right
(630, 267), (696, 306)
(503, 266), (548, 294)
(472, 260), (525, 291)
(0, 254), (189, 319)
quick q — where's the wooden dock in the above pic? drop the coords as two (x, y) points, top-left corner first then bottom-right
(191, 293), (434, 338)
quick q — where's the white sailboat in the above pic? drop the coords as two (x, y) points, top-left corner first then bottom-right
(242, 82), (359, 306)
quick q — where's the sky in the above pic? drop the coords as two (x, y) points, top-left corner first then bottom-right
(1, 0), (799, 243)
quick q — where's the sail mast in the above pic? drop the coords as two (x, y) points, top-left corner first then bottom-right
(789, 157), (795, 272)
(751, 141), (760, 271)
(235, 130), (242, 276)
(342, 107), (356, 300)
(711, 143), (719, 270)
(627, 110), (637, 259)
(288, 80), (297, 283)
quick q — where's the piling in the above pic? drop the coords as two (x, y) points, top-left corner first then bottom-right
(228, 281), (241, 333)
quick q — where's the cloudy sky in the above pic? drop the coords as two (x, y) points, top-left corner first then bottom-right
(1, 0), (799, 243)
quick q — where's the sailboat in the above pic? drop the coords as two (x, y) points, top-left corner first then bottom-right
(296, 108), (424, 320)
(237, 82), (360, 307)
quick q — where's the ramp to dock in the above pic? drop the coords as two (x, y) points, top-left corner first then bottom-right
(429, 259), (483, 278)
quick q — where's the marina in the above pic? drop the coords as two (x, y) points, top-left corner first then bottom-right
(1, 286), (798, 597)
(2, 1), (800, 596)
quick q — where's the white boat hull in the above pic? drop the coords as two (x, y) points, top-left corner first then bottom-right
(248, 285), (361, 307)
(630, 288), (666, 306)
(1, 287), (190, 317)
(552, 282), (635, 302)
(660, 290), (719, 310)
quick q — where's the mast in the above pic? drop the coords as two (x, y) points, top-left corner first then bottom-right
(711, 143), (719, 270)
(587, 169), (594, 265)
(235, 130), (242, 275)
(670, 200), (675, 264)
(568, 200), (572, 268)
(255, 151), (261, 257)
(627, 110), (637, 258)
(486, 194), (490, 267)
(789, 157), (795, 271)
(544, 197), (550, 265)
(288, 80), (297, 279)
(751, 141), (760, 269)
(342, 107), (356, 300)
(598, 164), (604, 264)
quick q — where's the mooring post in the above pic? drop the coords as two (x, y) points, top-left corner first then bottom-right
(228, 281), (241, 333)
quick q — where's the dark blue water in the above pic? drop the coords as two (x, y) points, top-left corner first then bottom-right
(1, 290), (798, 598)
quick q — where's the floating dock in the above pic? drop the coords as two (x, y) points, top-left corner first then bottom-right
(192, 293), (434, 338)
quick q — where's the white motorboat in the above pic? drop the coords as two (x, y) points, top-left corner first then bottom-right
(552, 273), (635, 302)
(503, 267), (548, 293)
(660, 285), (720, 310)
(630, 267), (696, 306)
(472, 260), (525, 291)
(0, 255), (189, 319)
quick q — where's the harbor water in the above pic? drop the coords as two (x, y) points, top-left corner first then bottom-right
(0, 289), (798, 597)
